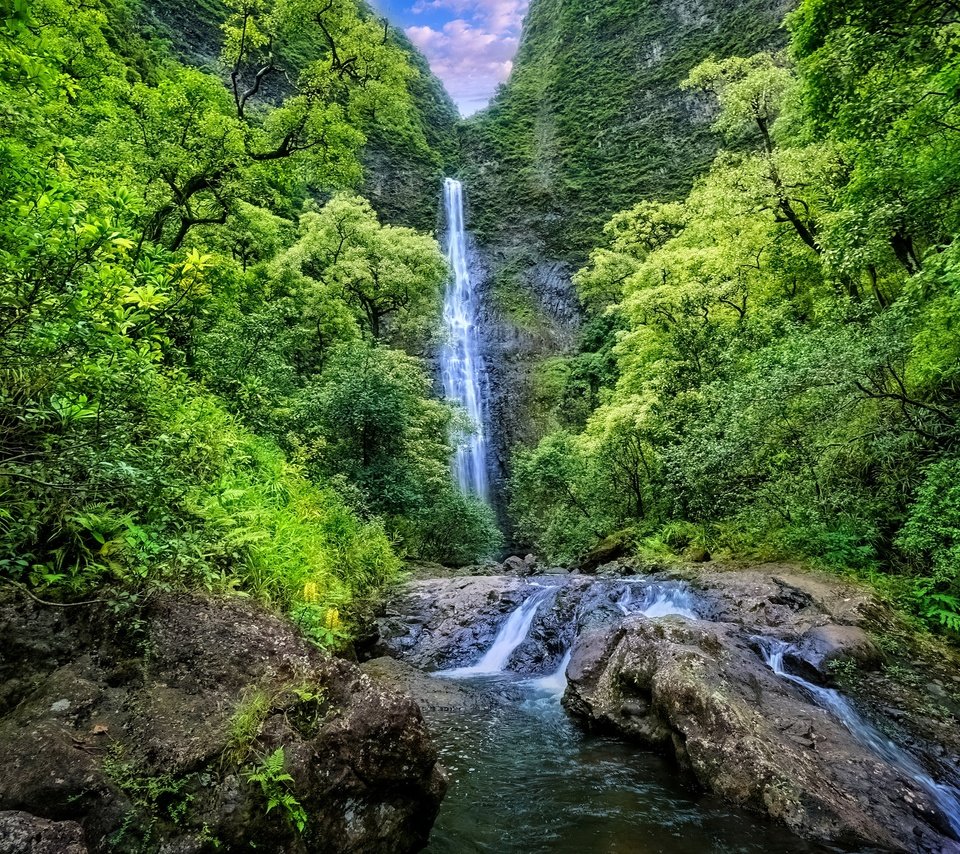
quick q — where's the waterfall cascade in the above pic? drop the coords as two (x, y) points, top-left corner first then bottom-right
(757, 637), (960, 837)
(617, 581), (698, 619)
(528, 649), (572, 697)
(440, 579), (697, 683)
(440, 178), (489, 500)
(438, 588), (553, 678)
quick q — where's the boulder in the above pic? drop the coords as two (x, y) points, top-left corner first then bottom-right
(0, 812), (87, 854)
(372, 575), (602, 676)
(577, 530), (633, 574)
(563, 615), (959, 853)
(371, 576), (534, 669)
(787, 624), (884, 682)
(0, 593), (445, 854)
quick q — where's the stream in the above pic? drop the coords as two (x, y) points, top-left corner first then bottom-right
(423, 681), (834, 853)
(419, 587), (838, 854)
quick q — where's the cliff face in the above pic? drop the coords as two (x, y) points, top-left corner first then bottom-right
(140, 0), (459, 231)
(464, 0), (793, 255)
(463, 0), (793, 535)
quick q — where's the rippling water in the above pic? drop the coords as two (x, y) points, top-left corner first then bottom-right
(423, 673), (839, 854)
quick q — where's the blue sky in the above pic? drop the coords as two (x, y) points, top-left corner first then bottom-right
(370, 0), (530, 115)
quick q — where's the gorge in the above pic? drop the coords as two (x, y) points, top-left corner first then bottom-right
(1, 0), (960, 851)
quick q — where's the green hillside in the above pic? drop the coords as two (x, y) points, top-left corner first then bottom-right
(463, 0), (790, 256)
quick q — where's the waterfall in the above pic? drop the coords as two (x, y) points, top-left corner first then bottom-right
(439, 588), (553, 678)
(528, 649), (572, 697)
(617, 581), (698, 619)
(757, 637), (960, 838)
(440, 178), (489, 500)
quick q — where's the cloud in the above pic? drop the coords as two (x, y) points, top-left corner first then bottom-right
(405, 0), (529, 115)
(412, 0), (527, 31)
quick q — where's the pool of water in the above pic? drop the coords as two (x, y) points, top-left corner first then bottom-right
(423, 674), (841, 854)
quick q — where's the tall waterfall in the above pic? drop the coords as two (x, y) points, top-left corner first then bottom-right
(440, 178), (489, 500)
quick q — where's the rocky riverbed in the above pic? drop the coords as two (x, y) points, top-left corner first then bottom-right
(367, 559), (960, 853)
(2, 559), (958, 853)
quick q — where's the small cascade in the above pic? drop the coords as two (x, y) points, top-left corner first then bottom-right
(618, 581), (698, 620)
(528, 649), (572, 698)
(440, 178), (489, 500)
(440, 588), (554, 678)
(757, 637), (960, 838)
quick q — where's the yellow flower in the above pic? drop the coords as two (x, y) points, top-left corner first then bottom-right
(324, 608), (341, 630)
(302, 582), (319, 603)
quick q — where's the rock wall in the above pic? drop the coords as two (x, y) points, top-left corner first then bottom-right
(462, 225), (581, 531)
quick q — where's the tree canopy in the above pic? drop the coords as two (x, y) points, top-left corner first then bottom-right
(511, 0), (960, 635)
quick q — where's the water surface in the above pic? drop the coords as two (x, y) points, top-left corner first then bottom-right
(424, 673), (838, 854)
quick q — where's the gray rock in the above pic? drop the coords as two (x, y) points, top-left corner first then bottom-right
(376, 563), (960, 852)
(0, 594), (445, 854)
(563, 617), (956, 853)
(0, 811), (87, 854)
(787, 624), (884, 682)
(372, 576), (535, 670)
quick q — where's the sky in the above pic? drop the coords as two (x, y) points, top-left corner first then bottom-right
(370, 0), (530, 116)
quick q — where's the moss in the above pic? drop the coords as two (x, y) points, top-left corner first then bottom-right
(462, 0), (789, 257)
(529, 357), (573, 432)
(225, 681), (329, 764)
(491, 271), (548, 333)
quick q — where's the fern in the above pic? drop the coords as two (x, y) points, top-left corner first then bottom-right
(244, 748), (308, 833)
(924, 592), (960, 634)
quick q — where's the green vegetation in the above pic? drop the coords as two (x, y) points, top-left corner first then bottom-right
(0, 0), (499, 637)
(462, 0), (789, 257)
(226, 689), (273, 764)
(103, 743), (196, 847)
(511, 0), (960, 634)
(226, 683), (329, 834)
(6, 0), (958, 642)
(244, 747), (307, 834)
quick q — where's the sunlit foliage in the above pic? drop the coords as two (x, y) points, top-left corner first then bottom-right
(512, 0), (960, 632)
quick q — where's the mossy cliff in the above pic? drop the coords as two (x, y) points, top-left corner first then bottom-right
(463, 0), (792, 256)
(460, 0), (792, 529)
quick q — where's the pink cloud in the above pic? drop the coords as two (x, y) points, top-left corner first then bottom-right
(406, 0), (529, 115)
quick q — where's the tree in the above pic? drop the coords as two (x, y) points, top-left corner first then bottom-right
(280, 194), (446, 340)
(285, 340), (501, 561)
(684, 54), (822, 257)
(289, 341), (447, 512)
(221, 0), (416, 155)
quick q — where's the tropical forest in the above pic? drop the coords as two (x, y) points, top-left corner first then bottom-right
(1, 0), (959, 850)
